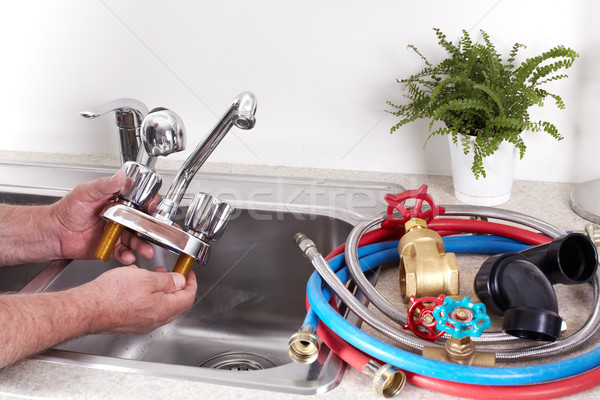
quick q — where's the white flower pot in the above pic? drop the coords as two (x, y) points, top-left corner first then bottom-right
(448, 135), (517, 206)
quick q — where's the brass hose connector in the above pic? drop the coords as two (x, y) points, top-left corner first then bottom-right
(173, 253), (197, 278)
(94, 221), (124, 262)
(398, 217), (459, 301)
(288, 326), (322, 364)
(363, 361), (406, 398)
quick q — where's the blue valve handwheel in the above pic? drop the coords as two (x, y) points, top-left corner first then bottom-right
(432, 296), (492, 339)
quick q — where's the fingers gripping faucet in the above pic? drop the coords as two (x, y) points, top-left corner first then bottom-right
(83, 92), (257, 277)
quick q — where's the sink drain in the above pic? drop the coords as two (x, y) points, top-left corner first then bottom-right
(198, 352), (276, 371)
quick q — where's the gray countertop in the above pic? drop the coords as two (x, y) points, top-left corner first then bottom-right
(0, 151), (596, 400)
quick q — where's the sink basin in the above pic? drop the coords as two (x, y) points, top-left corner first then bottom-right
(0, 261), (48, 292)
(0, 161), (403, 394)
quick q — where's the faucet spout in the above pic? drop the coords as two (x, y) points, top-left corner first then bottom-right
(153, 92), (257, 221)
(232, 91), (257, 129)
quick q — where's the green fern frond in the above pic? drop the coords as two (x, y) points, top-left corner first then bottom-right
(540, 121), (563, 140)
(548, 93), (566, 110)
(434, 28), (460, 57)
(459, 29), (473, 51)
(480, 30), (502, 67)
(506, 43), (525, 69)
(406, 44), (431, 67)
(472, 83), (505, 115)
(513, 135), (527, 159)
(471, 147), (486, 179)
(535, 74), (569, 86)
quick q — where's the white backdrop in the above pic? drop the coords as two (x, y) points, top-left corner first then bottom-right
(0, 0), (596, 183)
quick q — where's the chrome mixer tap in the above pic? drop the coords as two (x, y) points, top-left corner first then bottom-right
(92, 92), (257, 278)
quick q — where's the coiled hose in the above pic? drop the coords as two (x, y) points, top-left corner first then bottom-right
(301, 206), (600, 386)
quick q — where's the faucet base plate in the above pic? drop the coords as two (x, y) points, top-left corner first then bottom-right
(100, 201), (209, 262)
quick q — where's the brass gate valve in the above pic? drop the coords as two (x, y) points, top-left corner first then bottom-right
(380, 185), (457, 301)
(398, 217), (459, 302)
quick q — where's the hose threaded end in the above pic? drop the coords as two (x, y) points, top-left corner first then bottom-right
(364, 361), (406, 398)
(288, 328), (321, 364)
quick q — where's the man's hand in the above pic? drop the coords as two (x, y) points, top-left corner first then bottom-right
(0, 171), (160, 266)
(0, 266), (198, 368)
(80, 266), (198, 334)
(48, 171), (158, 264)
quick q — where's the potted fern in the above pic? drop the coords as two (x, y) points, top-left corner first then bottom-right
(388, 28), (578, 205)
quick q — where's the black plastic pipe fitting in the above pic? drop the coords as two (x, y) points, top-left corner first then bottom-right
(518, 232), (598, 285)
(474, 233), (598, 341)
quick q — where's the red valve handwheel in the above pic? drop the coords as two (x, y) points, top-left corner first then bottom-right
(382, 184), (445, 229)
(403, 294), (447, 341)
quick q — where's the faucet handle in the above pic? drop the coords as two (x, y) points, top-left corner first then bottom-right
(184, 193), (235, 242)
(81, 98), (149, 123)
(116, 161), (162, 209)
(81, 98), (149, 164)
(137, 108), (186, 168)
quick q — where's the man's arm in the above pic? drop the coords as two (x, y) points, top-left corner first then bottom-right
(0, 266), (197, 368)
(0, 203), (57, 266)
(0, 171), (155, 266)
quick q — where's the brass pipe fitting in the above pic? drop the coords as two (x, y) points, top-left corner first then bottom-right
(398, 218), (459, 301)
(422, 336), (496, 367)
(94, 221), (124, 262)
(363, 361), (406, 398)
(287, 326), (322, 364)
(172, 253), (197, 278)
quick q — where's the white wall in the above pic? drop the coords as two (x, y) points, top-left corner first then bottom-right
(0, 0), (596, 182)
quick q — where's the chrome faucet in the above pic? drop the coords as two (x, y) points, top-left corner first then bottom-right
(93, 92), (257, 278)
(81, 98), (149, 164)
(153, 91), (257, 222)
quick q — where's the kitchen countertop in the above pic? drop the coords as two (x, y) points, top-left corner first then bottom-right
(0, 150), (597, 400)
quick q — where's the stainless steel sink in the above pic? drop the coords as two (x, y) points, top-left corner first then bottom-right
(0, 161), (403, 395)
(0, 261), (48, 292)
